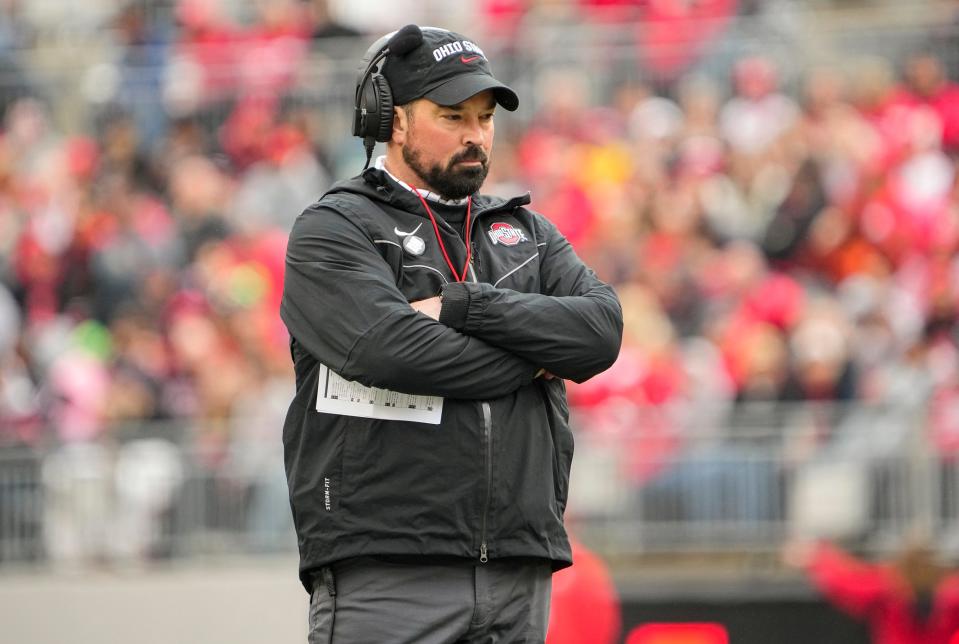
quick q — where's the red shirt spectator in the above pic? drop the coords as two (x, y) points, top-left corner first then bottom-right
(801, 541), (959, 644)
(638, 0), (738, 83)
(547, 538), (621, 644)
(236, 0), (310, 95)
(173, 0), (243, 103)
(899, 54), (959, 154)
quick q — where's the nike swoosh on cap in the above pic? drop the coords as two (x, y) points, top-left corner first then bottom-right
(460, 55), (481, 63)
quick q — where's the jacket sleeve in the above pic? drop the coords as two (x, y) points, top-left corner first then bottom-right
(805, 542), (893, 619)
(280, 205), (538, 399)
(438, 214), (623, 383)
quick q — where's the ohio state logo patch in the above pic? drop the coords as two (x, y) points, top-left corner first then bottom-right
(487, 222), (528, 246)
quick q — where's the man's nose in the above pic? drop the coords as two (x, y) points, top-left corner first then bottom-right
(461, 118), (487, 147)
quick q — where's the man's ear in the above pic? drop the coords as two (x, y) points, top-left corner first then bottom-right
(392, 106), (409, 145)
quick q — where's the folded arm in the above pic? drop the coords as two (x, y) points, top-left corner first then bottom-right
(281, 206), (538, 399)
(438, 215), (623, 383)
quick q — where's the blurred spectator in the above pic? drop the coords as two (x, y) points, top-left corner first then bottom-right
(900, 54), (959, 155)
(101, 307), (172, 424)
(786, 539), (959, 644)
(719, 56), (798, 164)
(308, 0), (360, 41)
(111, 2), (172, 148)
(45, 320), (113, 443)
(782, 297), (857, 402)
(858, 106), (956, 266)
(42, 442), (113, 566)
(677, 74), (722, 139)
(230, 107), (331, 227)
(479, 0), (527, 43)
(0, 281), (42, 445)
(112, 438), (184, 561)
(224, 353), (294, 552)
(795, 66), (880, 208)
(637, 0), (738, 86)
(760, 159), (828, 262)
(95, 108), (160, 192)
(0, 4), (36, 121)
(167, 154), (232, 263)
(235, 0), (309, 96)
(87, 172), (178, 322)
(935, 1), (959, 81)
(546, 538), (622, 644)
(164, 0), (241, 119)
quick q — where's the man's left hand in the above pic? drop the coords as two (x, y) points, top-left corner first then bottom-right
(410, 296), (442, 321)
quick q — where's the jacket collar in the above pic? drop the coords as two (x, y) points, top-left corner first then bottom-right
(373, 155), (469, 206)
(322, 168), (532, 219)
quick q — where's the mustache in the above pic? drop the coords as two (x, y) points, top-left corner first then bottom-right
(450, 146), (488, 166)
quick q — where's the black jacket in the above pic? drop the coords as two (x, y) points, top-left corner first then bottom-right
(280, 168), (622, 590)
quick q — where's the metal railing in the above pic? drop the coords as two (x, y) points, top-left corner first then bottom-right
(0, 398), (955, 572)
(565, 399), (955, 562)
(0, 435), (295, 568)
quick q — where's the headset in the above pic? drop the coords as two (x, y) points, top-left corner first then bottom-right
(352, 25), (430, 169)
(352, 32), (395, 168)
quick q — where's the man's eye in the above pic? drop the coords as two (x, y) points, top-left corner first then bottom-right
(443, 114), (461, 120)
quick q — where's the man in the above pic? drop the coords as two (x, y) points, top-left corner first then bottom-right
(280, 24), (622, 643)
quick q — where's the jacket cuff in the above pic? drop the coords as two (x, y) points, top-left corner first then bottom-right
(439, 282), (471, 330)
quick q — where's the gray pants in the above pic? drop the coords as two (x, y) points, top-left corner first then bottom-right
(308, 557), (552, 644)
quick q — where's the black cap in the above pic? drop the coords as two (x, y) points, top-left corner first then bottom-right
(381, 26), (518, 111)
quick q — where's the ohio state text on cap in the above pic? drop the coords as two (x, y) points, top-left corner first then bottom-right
(382, 26), (519, 111)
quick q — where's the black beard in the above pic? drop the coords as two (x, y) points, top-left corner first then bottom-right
(402, 144), (489, 200)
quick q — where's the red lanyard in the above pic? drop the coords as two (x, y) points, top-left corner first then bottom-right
(411, 187), (472, 282)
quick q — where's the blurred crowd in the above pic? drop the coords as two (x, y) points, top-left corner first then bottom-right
(0, 0), (957, 561)
(559, 49), (959, 473)
(0, 0), (957, 450)
(0, 0), (349, 457)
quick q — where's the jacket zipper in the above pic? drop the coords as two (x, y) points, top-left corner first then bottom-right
(470, 241), (480, 273)
(439, 203), (494, 563)
(479, 399), (492, 563)
(467, 228), (490, 564)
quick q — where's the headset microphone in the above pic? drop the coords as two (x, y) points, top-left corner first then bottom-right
(353, 24), (424, 169)
(386, 24), (423, 57)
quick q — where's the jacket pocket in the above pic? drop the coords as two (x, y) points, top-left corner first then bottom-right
(285, 400), (346, 516)
(307, 570), (336, 644)
(339, 415), (479, 541)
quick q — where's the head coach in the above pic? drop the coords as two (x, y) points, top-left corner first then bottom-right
(280, 23), (623, 643)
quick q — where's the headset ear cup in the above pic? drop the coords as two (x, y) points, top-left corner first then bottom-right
(353, 33), (390, 140)
(358, 72), (394, 142)
(369, 73), (394, 143)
